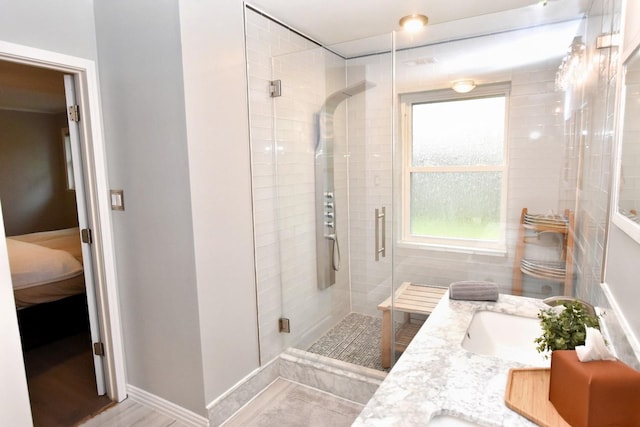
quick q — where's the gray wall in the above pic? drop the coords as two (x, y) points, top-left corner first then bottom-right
(1, 0), (259, 417)
(0, 110), (78, 235)
(93, 0), (206, 415)
(0, 0), (98, 59)
(1, 0), (260, 417)
(605, 225), (640, 350)
(179, 0), (260, 404)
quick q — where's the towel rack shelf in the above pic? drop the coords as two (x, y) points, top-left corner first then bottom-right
(512, 208), (574, 296)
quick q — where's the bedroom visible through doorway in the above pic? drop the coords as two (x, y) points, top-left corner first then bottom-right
(0, 59), (111, 426)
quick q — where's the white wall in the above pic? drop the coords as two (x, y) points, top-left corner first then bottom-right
(178, 0), (261, 404)
(93, 0), (206, 415)
(0, 2), (99, 424)
(0, 205), (32, 427)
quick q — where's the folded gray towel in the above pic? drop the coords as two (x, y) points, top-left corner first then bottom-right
(449, 281), (499, 301)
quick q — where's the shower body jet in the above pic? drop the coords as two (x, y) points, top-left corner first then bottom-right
(315, 80), (375, 290)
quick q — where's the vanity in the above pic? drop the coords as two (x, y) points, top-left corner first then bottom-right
(352, 293), (551, 426)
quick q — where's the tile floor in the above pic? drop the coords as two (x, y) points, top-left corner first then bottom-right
(222, 378), (364, 426)
(81, 313), (389, 426)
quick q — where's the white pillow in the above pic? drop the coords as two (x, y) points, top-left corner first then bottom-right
(6, 238), (83, 290)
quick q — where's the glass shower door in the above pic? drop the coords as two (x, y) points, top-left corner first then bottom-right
(245, 6), (397, 369)
(270, 43), (354, 353)
(341, 36), (396, 369)
(271, 31), (396, 367)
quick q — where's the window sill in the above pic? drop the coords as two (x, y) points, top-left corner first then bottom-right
(396, 240), (507, 257)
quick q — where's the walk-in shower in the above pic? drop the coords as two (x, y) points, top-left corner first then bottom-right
(315, 81), (375, 290)
(245, 2), (604, 373)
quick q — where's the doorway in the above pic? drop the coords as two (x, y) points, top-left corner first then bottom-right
(0, 42), (126, 425)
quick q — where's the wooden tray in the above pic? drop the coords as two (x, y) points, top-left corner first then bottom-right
(505, 368), (570, 427)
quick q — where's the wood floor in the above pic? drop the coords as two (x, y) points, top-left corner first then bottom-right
(77, 378), (364, 427)
(24, 331), (113, 426)
(79, 398), (188, 427)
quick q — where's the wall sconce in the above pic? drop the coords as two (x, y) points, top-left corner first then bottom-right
(452, 80), (476, 93)
(399, 14), (428, 32)
(555, 36), (587, 91)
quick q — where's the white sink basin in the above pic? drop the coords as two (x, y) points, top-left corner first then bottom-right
(461, 310), (549, 366)
(429, 415), (482, 426)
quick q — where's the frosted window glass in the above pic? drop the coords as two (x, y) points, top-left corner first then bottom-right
(410, 172), (502, 240)
(412, 97), (505, 167)
(402, 88), (508, 248)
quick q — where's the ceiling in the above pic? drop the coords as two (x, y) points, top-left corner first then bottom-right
(0, 60), (66, 114)
(248, 0), (591, 57)
(0, 1), (591, 113)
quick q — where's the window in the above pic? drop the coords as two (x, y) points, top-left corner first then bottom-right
(62, 128), (75, 191)
(400, 85), (509, 252)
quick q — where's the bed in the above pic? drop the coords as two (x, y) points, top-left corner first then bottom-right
(6, 227), (85, 309)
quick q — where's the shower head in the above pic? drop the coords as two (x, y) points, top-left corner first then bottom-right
(321, 80), (376, 115)
(341, 80), (375, 97)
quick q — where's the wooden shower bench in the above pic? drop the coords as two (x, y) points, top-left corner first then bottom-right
(377, 282), (448, 368)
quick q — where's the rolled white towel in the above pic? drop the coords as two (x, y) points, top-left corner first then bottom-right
(449, 281), (499, 301)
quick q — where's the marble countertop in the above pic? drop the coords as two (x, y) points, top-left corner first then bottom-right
(353, 293), (551, 426)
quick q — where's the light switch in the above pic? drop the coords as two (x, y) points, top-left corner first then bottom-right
(110, 189), (125, 211)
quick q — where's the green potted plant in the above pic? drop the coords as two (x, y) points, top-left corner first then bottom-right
(535, 300), (600, 356)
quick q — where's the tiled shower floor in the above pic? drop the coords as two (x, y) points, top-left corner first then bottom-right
(306, 313), (399, 371)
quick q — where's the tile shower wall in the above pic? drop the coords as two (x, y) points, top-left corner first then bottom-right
(571, 0), (640, 367)
(245, 9), (351, 362)
(347, 24), (580, 314)
(572, 0), (620, 305)
(246, 4), (624, 361)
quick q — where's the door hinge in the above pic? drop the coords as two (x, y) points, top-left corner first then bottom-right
(279, 317), (290, 333)
(93, 342), (105, 356)
(68, 104), (80, 122)
(81, 228), (93, 244)
(269, 80), (282, 98)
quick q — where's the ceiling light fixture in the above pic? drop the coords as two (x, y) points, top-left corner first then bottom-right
(452, 80), (476, 93)
(399, 14), (428, 32)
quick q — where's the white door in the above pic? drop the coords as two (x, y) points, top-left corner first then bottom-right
(64, 74), (106, 395)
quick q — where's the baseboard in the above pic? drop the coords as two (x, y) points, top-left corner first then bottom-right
(206, 348), (385, 425)
(127, 384), (209, 427)
(206, 356), (280, 426)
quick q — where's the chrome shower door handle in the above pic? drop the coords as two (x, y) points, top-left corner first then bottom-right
(375, 207), (386, 261)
